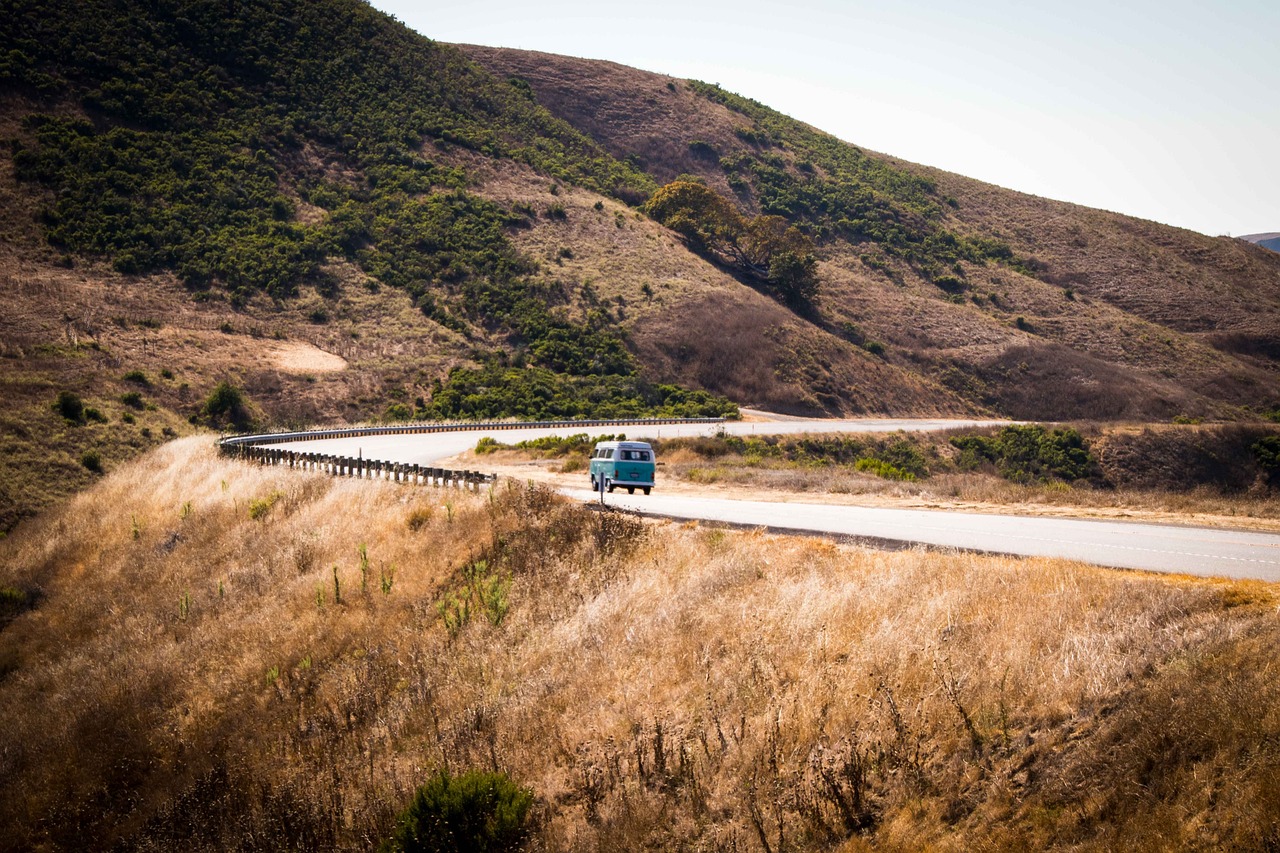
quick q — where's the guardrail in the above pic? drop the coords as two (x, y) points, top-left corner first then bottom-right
(217, 417), (726, 491)
(221, 443), (496, 490)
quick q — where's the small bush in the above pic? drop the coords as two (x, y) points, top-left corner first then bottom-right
(382, 769), (532, 853)
(1253, 435), (1280, 485)
(475, 437), (502, 455)
(54, 390), (84, 423)
(406, 507), (434, 532)
(384, 403), (413, 422)
(248, 492), (281, 520)
(120, 391), (144, 410)
(122, 370), (150, 386)
(80, 450), (103, 473)
(202, 381), (251, 429)
(84, 407), (108, 423)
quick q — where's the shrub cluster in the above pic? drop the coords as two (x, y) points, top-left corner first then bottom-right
(951, 425), (1098, 483)
(645, 180), (819, 304)
(688, 81), (1032, 282)
(381, 769), (532, 853)
(424, 366), (737, 421)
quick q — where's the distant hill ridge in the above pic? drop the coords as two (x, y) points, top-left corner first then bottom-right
(1241, 233), (1280, 253)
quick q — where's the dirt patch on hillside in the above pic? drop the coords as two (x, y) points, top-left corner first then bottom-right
(265, 341), (347, 373)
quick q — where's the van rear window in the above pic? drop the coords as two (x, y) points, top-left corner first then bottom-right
(622, 450), (651, 461)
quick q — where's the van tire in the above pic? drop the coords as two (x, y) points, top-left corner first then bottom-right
(643, 487), (651, 495)
(606, 479), (615, 493)
(627, 487), (635, 494)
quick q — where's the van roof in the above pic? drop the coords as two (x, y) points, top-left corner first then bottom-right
(593, 440), (652, 449)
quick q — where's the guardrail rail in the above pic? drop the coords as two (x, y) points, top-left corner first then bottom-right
(217, 417), (726, 491)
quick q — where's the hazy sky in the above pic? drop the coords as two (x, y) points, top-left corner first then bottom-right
(370, 0), (1277, 237)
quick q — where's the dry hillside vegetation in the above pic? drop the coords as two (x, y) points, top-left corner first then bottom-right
(3, 437), (1280, 850)
(452, 151), (967, 415)
(463, 47), (1280, 421)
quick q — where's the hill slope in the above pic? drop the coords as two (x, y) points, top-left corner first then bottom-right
(3, 439), (1280, 850)
(3, 1), (1280, 530)
(461, 46), (1280, 421)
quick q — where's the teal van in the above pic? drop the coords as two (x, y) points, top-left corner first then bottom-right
(589, 440), (656, 495)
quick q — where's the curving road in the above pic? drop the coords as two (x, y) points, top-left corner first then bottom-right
(269, 418), (1280, 581)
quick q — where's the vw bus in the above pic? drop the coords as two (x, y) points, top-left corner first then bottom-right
(589, 440), (656, 495)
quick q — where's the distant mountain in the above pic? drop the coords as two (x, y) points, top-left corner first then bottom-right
(1241, 233), (1280, 253)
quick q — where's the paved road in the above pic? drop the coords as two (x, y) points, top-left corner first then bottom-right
(574, 490), (1280, 581)
(270, 417), (1010, 464)
(270, 419), (1280, 581)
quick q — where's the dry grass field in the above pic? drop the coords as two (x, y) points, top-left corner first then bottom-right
(3, 437), (1280, 850)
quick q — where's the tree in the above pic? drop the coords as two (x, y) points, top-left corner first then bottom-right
(646, 181), (820, 304)
(643, 180), (743, 256)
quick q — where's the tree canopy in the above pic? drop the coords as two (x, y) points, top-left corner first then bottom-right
(645, 181), (819, 304)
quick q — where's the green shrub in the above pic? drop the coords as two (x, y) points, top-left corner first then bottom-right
(120, 391), (144, 409)
(382, 769), (533, 853)
(1253, 435), (1280, 484)
(854, 457), (916, 481)
(383, 403), (413, 422)
(951, 425), (1096, 484)
(247, 492), (281, 520)
(122, 369), (150, 385)
(202, 381), (251, 430)
(54, 390), (84, 423)
(83, 407), (108, 423)
(80, 450), (103, 473)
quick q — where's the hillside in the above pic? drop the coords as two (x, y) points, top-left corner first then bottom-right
(460, 47), (1280, 421)
(3, 0), (1280, 530)
(4, 439), (1280, 850)
(1242, 233), (1280, 253)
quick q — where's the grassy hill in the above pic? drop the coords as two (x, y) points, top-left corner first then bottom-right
(461, 47), (1280, 422)
(4, 439), (1280, 850)
(2, 0), (1280, 533)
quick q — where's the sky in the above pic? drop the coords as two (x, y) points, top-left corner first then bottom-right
(370, 0), (1277, 238)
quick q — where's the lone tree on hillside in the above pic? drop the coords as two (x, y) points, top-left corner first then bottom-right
(645, 180), (819, 305)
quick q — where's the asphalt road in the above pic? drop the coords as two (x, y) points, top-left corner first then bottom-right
(270, 419), (1280, 581)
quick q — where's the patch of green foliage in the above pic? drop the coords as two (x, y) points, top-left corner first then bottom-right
(53, 390), (84, 423)
(381, 769), (533, 853)
(200, 381), (252, 430)
(7, 0), (651, 305)
(950, 425), (1097, 483)
(424, 365), (737, 421)
(645, 180), (819, 304)
(6, 0), (746, 419)
(687, 81), (1031, 282)
(1253, 435), (1280, 485)
(657, 432), (930, 477)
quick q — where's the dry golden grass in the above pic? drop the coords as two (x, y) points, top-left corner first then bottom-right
(3, 438), (1280, 850)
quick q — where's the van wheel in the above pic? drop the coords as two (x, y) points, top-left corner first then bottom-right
(627, 487), (635, 494)
(590, 475), (597, 489)
(643, 487), (651, 495)
(606, 480), (615, 493)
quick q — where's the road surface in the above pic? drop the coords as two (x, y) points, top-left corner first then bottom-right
(268, 418), (1280, 581)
